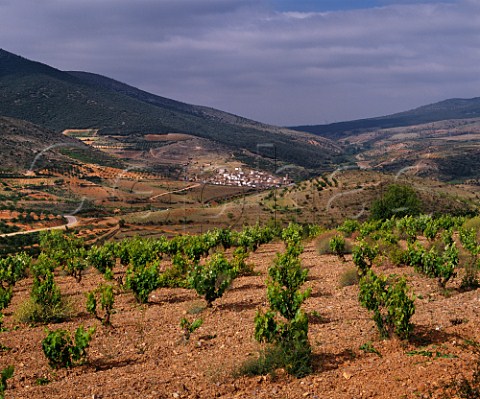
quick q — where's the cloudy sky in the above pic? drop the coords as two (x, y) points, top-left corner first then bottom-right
(1, 0), (479, 125)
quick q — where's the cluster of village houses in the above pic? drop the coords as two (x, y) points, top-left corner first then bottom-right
(191, 167), (290, 188)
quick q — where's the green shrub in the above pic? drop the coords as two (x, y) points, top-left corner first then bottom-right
(352, 240), (378, 277)
(358, 220), (383, 239)
(380, 242), (405, 267)
(281, 223), (303, 246)
(157, 254), (191, 288)
(329, 235), (346, 261)
(462, 216), (480, 232)
(0, 252), (30, 287)
(459, 228), (480, 290)
(87, 245), (116, 274)
(0, 287), (12, 311)
(25, 258), (70, 323)
(86, 284), (115, 326)
(316, 231), (337, 255)
(39, 231), (85, 269)
(235, 346), (284, 378)
(337, 219), (361, 237)
(254, 241), (312, 377)
(231, 247), (255, 277)
(42, 326), (95, 369)
(404, 240), (458, 289)
(0, 365), (14, 399)
(188, 253), (235, 307)
(125, 262), (160, 304)
(423, 219), (440, 241)
(65, 249), (87, 283)
(180, 317), (203, 341)
(31, 269), (62, 312)
(371, 184), (421, 220)
(359, 270), (415, 339)
(15, 297), (73, 325)
(396, 216), (419, 243)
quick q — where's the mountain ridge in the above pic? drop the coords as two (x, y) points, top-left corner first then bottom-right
(0, 49), (340, 172)
(291, 97), (480, 140)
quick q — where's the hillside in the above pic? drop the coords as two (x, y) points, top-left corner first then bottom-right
(0, 49), (341, 172)
(0, 116), (76, 172)
(292, 97), (480, 140)
(0, 116), (123, 173)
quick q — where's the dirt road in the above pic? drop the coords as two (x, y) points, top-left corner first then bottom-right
(0, 215), (78, 237)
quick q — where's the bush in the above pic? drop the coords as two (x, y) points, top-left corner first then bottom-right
(125, 262), (160, 304)
(0, 287), (12, 311)
(235, 346), (284, 378)
(254, 240), (312, 377)
(339, 267), (360, 287)
(87, 245), (116, 274)
(15, 297), (73, 325)
(359, 270), (415, 339)
(231, 247), (255, 277)
(316, 231), (338, 255)
(42, 326), (95, 368)
(329, 235), (346, 261)
(188, 253), (235, 307)
(23, 256), (71, 323)
(180, 317), (203, 341)
(65, 249), (87, 283)
(157, 254), (191, 289)
(39, 230), (85, 269)
(352, 240), (378, 277)
(337, 219), (361, 237)
(0, 252), (30, 287)
(371, 184), (421, 220)
(459, 228), (480, 290)
(86, 283), (115, 326)
(0, 365), (13, 399)
(404, 240), (459, 289)
(31, 269), (62, 312)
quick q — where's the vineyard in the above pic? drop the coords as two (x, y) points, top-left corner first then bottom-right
(0, 216), (479, 398)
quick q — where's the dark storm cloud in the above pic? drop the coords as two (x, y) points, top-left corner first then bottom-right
(0, 0), (478, 125)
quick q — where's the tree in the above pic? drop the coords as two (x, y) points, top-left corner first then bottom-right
(371, 184), (421, 220)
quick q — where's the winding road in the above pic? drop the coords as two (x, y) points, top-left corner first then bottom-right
(0, 215), (78, 238)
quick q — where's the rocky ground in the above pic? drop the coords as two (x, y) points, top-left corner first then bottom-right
(1, 240), (479, 398)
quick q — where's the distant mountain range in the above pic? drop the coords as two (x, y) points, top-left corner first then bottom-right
(0, 49), (340, 172)
(291, 97), (480, 140)
(3, 48), (480, 179)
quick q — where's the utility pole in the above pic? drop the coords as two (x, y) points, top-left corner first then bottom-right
(274, 145), (277, 227)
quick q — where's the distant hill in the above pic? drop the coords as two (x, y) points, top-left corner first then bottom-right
(0, 116), (122, 172)
(291, 97), (480, 140)
(0, 116), (75, 172)
(0, 49), (340, 172)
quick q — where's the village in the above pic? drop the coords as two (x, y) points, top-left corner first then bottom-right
(189, 166), (291, 188)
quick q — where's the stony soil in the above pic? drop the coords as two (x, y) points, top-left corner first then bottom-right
(1, 240), (479, 399)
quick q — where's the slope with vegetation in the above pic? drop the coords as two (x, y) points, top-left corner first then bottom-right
(0, 49), (341, 173)
(292, 97), (480, 140)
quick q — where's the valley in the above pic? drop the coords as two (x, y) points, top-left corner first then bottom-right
(3, 49), (480, 399)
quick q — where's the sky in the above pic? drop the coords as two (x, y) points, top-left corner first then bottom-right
(0, 0), (479, 126)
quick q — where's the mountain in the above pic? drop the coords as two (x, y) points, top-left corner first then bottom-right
(0, 49), (341, 172)
(291, 97), (480, 140)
